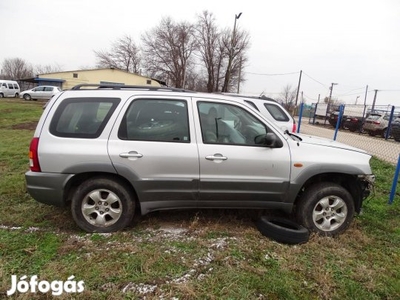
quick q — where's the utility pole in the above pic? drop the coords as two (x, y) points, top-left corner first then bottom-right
(371, 89), (378, 112)
(222, 12), (242, 92)
(327, 82), (338, 108)
(361, 85), (368, 120)
(294, 70), (302, 107)
(325, 82), (338, 125)
(237, 56), (242, 94)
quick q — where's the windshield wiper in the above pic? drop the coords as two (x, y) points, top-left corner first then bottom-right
(284, 130), (302, 141)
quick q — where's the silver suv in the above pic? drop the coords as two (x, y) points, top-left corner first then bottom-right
(25, 84), (374, 235)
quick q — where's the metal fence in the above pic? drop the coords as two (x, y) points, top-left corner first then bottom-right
(297, 103), (400, 165)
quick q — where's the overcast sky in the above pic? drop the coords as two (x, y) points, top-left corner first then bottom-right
(1, 0), (399, 107)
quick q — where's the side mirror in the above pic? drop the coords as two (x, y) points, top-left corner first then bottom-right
(255, 133), (283, 148)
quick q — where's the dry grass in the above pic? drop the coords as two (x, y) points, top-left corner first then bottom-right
(1, 98), (400, 299)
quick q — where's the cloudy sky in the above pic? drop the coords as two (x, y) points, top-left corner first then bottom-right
(1, 0), (399, 107)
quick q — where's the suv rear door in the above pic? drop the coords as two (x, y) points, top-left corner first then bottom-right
(108, 96), (199, 212)
(194, 98), (291, 206)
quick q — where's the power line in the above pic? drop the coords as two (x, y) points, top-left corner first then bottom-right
(246, 71), (299, 76)
(302, 72), (329, 89)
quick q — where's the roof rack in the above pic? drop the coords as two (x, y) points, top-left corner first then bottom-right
(71, 84), (193, 93)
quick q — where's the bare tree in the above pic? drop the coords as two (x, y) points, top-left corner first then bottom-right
(195, 11), (222, 92)
(220, 23), (250, 93)
(94, 35), (141, 74)
(278, 84), (297, 112)
(141, 17), (198, 88)
(1, 58), (33, 80)
(34, 63), (62, 75)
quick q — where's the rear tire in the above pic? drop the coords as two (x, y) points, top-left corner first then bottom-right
(296, 182), (355, 236)
(71, 177), (135, 233)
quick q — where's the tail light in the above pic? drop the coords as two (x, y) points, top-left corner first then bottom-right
(372, 121), (381, 125)
(292, 122), (297, 133)
(29, 137), (41, 172)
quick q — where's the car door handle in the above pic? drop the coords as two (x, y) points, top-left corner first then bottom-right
(205, 154), (228, 161)
(119, 151), (143, 158)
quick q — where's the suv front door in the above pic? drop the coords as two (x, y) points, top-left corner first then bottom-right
(108, 96), (199, 213)
(195, 99), (291, 207)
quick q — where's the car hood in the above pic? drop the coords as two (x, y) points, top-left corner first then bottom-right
(296, 134), (368, 154)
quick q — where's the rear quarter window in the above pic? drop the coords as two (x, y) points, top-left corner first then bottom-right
(49, 97), (120, 138)
(264, 103), (290, 122)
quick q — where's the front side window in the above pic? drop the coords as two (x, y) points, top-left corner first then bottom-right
(50, 98), (120, 138)
(264, 103), (290, 122)
(34, 87), (45, 92)
(118, 99), (190, 142)
(198, 102), (268, 146)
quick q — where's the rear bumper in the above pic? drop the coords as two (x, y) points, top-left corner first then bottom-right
(25, 171), (73, 207)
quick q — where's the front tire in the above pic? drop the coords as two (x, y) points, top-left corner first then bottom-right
(296, 182), (355, 236)
(71, 177), (135, 233)
(23, 94), (32, 101)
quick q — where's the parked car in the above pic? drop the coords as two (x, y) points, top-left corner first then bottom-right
(25, 84), (374, 236)
(223, 94), (296, 132)
(363, 113), (395, 137)
(20, 85), (62, 101)
(328, 111), (347, 129)
(390, 118), (400, 142)
(0, 80), (20, 98)
(343, 115), (367, 132)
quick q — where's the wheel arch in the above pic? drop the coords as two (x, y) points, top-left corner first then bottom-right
(294, 173), (363, 213)
(64, 172), (141, 212)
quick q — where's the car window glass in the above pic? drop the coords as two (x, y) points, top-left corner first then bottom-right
(8, 84), (14, 89)
(44, 87), (54, 91)
(198, 102), (269, 146)
(13, 84), (19, 89)
(2, 83), (6, 88)
(118, 99), (190, 143)
(367, 114), (381, 120)
(264, 103), (290, 121)
(50, 98), (120, 138)
(244, 100), (259, 111)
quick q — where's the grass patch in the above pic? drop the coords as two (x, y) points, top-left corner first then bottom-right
(0, 98), (399, 299)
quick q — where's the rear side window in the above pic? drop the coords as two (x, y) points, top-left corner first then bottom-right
(118, 99), (190, 142)
(50, 98), (120, 138)
(8, 84), (14, 89)
(264, 103), (290, 122)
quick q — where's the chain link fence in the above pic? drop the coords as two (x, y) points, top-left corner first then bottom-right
(297, 103), (400, 165)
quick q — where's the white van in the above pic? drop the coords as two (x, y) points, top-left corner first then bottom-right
(0, 80), (21, 98)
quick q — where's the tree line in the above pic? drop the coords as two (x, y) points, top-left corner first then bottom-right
(1, 11), (250, 93)
(95, 11), (250, 92)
